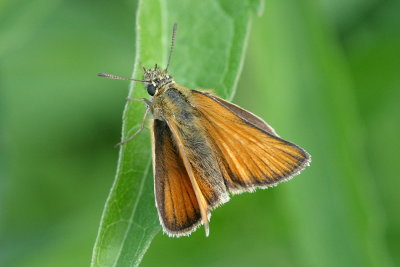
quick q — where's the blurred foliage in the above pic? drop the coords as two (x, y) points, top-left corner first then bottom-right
(1, 0), (399, 266)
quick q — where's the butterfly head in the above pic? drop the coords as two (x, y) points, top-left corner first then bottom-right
(143, 64), (174, 96)
(98, 24), (177, 97)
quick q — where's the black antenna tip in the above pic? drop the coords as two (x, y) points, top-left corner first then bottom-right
(98, 73), (107, 77)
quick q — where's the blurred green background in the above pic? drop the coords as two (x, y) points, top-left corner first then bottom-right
(1, 0), (399, 266)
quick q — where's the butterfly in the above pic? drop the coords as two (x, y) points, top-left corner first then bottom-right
(99, 24), (311, 237)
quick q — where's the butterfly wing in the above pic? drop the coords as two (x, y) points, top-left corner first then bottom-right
(153, 87), (230, 236)
(201, 91), (278, 136)
(192, 90), (311, 194)
(152, 119), (202, 236)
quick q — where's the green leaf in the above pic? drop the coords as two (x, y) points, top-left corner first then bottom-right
(90, 0), (262, 266)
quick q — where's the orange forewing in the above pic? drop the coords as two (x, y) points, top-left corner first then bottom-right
(192, 90), (310, 194)
(152, 119), (201, 235)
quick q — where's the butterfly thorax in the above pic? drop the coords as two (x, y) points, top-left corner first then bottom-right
(147, 70), (194, 123)
(143, 65), (174, 96)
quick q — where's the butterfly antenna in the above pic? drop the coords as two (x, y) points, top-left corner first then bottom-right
(98, 73), (149, 83)
(165, 23), (177, 72)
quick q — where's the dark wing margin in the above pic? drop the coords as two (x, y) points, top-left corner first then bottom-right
(152, 119), (202, 236)
(191, 90), (311, 194)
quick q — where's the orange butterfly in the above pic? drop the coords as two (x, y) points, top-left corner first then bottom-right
(99, 24), (311, 237)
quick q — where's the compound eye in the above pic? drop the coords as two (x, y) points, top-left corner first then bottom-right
(146, 83), (156, 96)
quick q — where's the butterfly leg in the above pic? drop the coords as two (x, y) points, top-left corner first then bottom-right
(126, 97), (153, 113)
(116, 107), (150, 146)
(127, 97), (151, 105)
